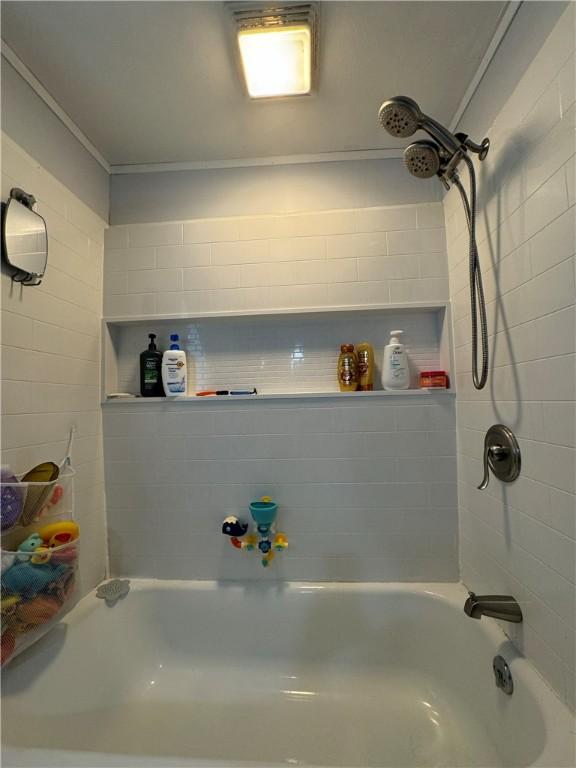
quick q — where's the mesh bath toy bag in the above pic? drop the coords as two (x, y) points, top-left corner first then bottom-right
(1, 432), (80, 666)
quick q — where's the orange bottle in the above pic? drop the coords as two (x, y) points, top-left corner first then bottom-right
(338, 344), (358, 392)
(356, 342), (375, 391)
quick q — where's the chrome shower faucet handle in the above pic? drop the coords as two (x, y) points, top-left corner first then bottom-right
(478, 424), (521, 490)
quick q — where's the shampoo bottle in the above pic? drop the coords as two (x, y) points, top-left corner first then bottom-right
(162, 334), (187, 397)
(338, 344), (359, 392)
(382, 330), (410, 390)
(356, 342), (375, 391)
(140, 333), (164, 397)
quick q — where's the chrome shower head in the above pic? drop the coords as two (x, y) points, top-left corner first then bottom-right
(378, 96), (422, 138)
(403, 140), (441, 178)
(378, 95), (464, 155)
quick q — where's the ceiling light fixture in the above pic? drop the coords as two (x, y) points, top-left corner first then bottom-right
(229, 3), (318, 99)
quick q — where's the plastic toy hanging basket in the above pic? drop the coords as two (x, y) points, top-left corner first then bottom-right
(1, 464), (79, 667)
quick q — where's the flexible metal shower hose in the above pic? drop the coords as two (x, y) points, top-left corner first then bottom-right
(453, 154), (489, 389)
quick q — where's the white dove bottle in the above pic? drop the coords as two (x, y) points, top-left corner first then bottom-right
(382, 330), (409, 390)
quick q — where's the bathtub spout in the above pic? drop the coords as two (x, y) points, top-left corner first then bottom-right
(464, 592), (523, 623)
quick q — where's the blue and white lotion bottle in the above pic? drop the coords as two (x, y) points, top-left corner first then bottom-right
(162, 334), (188, 396)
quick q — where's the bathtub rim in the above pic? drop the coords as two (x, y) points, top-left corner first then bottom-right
(2, 579), (574, 768)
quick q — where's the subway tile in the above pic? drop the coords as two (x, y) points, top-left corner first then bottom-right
(356, 206), (417, 233)
(183, 265), (241, 290)
(126, 268), (182, 294)
(389, 277), (449, 302)
(240, 258), (356, 288)
(522, 166), (569, 242)
(281, 210), (357, 237)
(522, 79), (563, 149)
(358, 255), (419, 281)
(156, 244), (210, 269)
(105, 247), (156, 272)
(529, 207), (575, 277)
(128, 222), (183, 247)
(326, 232), (387, 259)
(104, 292), (156, 318)
(210, 239), (270, 266)
(269, 236), (325, 262)
(183, 218), (240, 243)
(105, 226), (129, 250)
(155, 290), (215, 315)
(558, 54), (576, 114)
(1, 310), (34, 349)
(525, 105), (575, 198)
(418, 252), (448, 278)
(388, 228), (445, 255)
(104, 270), (127, 295)
(416, 204), (444, 229)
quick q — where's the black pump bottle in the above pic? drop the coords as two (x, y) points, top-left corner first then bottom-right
(140, 333), (164, 397)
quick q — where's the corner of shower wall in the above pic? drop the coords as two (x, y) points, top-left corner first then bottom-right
(443, 2), (575, 711)
(1, 131), (109, 598)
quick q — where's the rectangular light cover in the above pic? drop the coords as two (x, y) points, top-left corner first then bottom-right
(238, 25), (311, 98)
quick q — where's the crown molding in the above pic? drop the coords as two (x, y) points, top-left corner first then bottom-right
(1, 40), (111, 172)
(109, 148), (404, 175)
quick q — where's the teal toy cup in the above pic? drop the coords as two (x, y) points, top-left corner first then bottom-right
(249, 500), (278, 526)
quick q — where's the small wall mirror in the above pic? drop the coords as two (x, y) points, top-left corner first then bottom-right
(1, 188), (48, 286)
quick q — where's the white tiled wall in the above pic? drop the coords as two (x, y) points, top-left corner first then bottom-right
(103, 198), (457, 583)
(112, 309), (444, 396)
(1, 133), (108, 596)
(103, 202), (447, 318)
(104, 395), (458, 582)
(444, 5), (575, 710)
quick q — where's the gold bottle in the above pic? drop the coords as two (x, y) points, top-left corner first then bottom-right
(338, 344), (358, 392)
(356, 342), (375, 391)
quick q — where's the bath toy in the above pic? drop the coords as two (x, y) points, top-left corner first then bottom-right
(2, 561), (69, 597)
(16, 533), (44, 560)
(38, 520), (79, 545)
(241, 534), (257, 551)
(19, 462), (60, 526)
(49, 484), (64, 507)
(257, 523), (271, 536)
(1, 553), (15, 574)
(46, 570), (76, 604)
(222, 497), (288, 568)
(1, 469), (23, 530)
(1, 629), (16, 665)
(273, 533), (288, 551)
(261, 551), (275, 567)
(50, 545), (78, 565)
(30, 546), (52, 565)
(16, 595), (61, 632)
(221, 516), (248, 538)
(249, 497), (278, 526)
(1, 595), (21, 618)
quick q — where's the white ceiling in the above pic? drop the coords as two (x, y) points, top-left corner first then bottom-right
(1, 1), (507, 167)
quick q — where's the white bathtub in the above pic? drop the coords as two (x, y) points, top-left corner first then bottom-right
(2, 581), (574, 767)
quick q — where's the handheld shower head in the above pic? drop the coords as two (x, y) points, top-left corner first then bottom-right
(403, 140), (441, 179)
(378, 96), (422, 138)
(379, 95), (464, 155)
(377, 94), (491, 391)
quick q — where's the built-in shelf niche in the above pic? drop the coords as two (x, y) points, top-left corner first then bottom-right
(102, 303), (454, 403)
